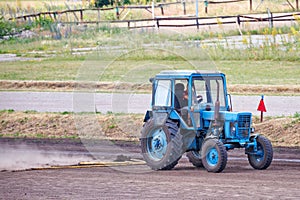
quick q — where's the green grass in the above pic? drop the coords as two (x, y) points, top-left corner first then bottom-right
(294, 112), (300, 118)
(0, 56), (299, 86)
(283, 112), (300, 129)
(0, 109), (15, 113)
(0, 56), (82, 80)
(218, 60), (300, 85)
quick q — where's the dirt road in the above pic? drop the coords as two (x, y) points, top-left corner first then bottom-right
(0, 138), (299, 199)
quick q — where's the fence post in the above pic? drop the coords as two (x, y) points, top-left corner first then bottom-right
(116, 6), (120, 19)
(97, 8), (100, 23)
(196, 18), (199, 30)
(53, 12), (57, 22)
(80, 10), (83, 22)
(267, 8), (273, 28)
(182, 0), (186, 15)
(204, 0), (208, 14)
(250, 0), (252, 11)
(286, 0), (296, 10)
(160, 6), (164, 15)
(152, 1), (155, 19)
(196, 0), (199, 17)
(236, 15), (243, 35)
(297, 0), (299, 10)
(65, 2), (79, 22)
(48, 13), (53, 21)
(7, 4), (14, 19)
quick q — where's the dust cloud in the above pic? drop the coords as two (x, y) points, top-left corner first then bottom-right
(0, 144), (93, 171)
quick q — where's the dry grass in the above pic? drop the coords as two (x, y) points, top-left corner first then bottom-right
(0, 111), (299, 147)
(0, 0), (81, 10)
(0, 111), (77, 139)
(228, 84), (300, 95)
(0, 80), (152, 93)
(1, 80), (299, 95)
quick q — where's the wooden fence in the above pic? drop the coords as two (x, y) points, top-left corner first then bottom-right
(56, 12), (299, 31)
(5, 1), (300, 32)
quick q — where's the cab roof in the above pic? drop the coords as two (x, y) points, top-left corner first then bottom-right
(155, 70), (223, 79)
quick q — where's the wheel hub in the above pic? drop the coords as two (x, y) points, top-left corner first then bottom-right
(147, 128), (167, 160)
(207, 148), (218, 166)
(153, 136), (163, 151)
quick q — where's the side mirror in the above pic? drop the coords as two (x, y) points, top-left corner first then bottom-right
(227, 94), (232, 111)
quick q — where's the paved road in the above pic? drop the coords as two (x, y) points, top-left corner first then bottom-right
(0, 91), (300, 116)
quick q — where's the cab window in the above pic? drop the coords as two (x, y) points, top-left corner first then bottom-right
(193, 77), (225, 107)
(154, 80), (171, 107)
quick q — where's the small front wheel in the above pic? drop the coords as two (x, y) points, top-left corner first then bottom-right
(248, 135), (273, 170)
(201, 139), (227, 173)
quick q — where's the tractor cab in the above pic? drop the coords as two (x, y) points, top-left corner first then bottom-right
(150, 70), (228, 128)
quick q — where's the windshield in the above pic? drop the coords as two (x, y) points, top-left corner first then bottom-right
(192, 76), (226, 109)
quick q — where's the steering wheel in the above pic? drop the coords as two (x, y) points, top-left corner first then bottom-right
(197, 95), (203, 103)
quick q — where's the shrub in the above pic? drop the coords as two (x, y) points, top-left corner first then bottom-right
(0, 16), (16, 37)
(95, 0), (112, 8)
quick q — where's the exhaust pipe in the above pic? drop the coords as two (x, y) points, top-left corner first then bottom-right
(214, 80), (220, 125)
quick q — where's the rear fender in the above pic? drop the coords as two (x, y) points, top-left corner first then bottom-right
(169, 110), (190, 130)
(143, 110), (152, 122)
(169, 110), (180, 120)
(145, 109), (190, 129)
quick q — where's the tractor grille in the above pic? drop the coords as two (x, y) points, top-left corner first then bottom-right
(237, 114), (251, 139)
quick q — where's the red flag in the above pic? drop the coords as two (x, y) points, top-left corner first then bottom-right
(257, 98), (267, 112)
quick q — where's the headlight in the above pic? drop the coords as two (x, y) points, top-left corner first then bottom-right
(232, 126), (236, 133)
(230, 122), (237, 133)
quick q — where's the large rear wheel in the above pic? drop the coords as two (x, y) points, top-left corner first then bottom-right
(141, 119), (183, 170)
(201, 139), (227, 173)
(248, 135), (273, 170)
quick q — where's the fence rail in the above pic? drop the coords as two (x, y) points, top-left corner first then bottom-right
(56, 12), (299, 30)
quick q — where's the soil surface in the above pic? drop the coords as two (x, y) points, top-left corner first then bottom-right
(0, 138), (299, 199)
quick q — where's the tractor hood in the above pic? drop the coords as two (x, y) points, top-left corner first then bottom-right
(202, 111), (252, 122)
(201, 111), (253, 139)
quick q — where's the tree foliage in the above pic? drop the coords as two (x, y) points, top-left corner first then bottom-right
(95, 0), (136, 8)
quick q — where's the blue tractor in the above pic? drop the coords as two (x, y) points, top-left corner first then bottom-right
(141, 70), (273, 173)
